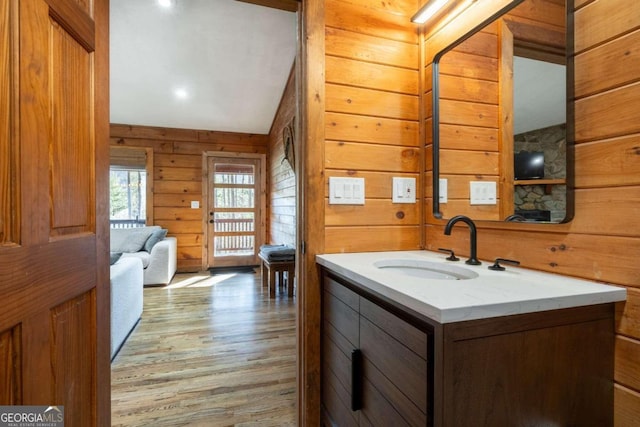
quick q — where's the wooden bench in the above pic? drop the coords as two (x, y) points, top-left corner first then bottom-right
(258, 252), (295, 298)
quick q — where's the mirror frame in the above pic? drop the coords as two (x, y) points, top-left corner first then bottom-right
(431, 0), (574, 223)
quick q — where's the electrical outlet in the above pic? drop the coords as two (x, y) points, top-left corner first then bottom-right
(392, 177), (416, 203)
(439, 178), (448, 203)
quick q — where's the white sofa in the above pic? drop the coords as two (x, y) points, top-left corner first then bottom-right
(110, 226), (177, 286)
(110, 256), (143, 360)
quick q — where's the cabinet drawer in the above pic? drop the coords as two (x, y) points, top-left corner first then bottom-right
(360, 297), (428, 360)
(360, 316), (428, 413)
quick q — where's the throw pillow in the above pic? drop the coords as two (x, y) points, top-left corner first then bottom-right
(110, 252), (122, 265)
(116, 229), (155, 253)
(144, 228), (168, 253)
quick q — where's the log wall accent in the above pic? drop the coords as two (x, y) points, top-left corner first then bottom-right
(267, 65), (296, 247)
(110, 124), (268, 272)
(422, 0), (640, 424)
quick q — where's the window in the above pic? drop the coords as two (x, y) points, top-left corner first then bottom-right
(110, 167), (146, 228)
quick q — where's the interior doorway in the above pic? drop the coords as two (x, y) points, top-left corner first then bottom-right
(204, 153), (266, 269)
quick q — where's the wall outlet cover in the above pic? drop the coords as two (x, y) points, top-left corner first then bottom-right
(439, 178), (448, 203)
(392, 177), (416, 203)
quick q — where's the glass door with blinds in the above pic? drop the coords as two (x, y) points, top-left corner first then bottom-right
(207, 156), (263, 268)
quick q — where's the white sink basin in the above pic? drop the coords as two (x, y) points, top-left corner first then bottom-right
(373, 259), (478, 281)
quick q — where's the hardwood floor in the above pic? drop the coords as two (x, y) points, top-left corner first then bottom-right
(111, 270), (296, 426)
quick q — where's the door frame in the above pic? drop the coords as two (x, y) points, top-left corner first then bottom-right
(201, 151), (267, 270)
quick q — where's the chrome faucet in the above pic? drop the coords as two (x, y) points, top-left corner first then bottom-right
(444, 215), (481, 265)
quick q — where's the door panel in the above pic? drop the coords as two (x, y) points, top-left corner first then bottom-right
(50, 18), (93, 234)
(0, 0), (109, 425)
(0, 0), (17, 245)
(207, 156), (264, 268)
(51, 291), (96, 424)
(0, 325), (21, 404)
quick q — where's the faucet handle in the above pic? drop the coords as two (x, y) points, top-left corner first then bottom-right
(489, 258), (520, 271)
(438, 248), (459, 261)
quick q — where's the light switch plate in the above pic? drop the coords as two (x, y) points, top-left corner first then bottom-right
(470, 181), (497, 205)
(392, 177), (416, 203)
(190, 201), (200, 209)
(329, 177), (365, 205)
(439, 178), (448, 203)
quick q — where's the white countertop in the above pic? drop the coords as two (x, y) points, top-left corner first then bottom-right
(316, 250), (627, 324)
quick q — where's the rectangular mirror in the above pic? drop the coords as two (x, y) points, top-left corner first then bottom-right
(431, 0), (573, 223)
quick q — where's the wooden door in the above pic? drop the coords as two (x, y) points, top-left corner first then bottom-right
(206, 156), (265, 268)
(0, 0), (110, 425)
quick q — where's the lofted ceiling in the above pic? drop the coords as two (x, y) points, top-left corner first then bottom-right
(110, 0), (297, 135)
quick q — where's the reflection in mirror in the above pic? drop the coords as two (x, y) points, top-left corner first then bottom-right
(513, 56), (566, 222)
(431, 0), (571, 224)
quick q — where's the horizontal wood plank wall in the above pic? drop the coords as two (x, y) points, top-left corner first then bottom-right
(324, 0), (421, 253)
(424, 0), (640, 423)
(268, 66), (296, 247)
(110, 124), (268, 272)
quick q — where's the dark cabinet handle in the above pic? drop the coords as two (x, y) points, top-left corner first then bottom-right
(209, 219), (214, 223)
(351, 349), (363, 411)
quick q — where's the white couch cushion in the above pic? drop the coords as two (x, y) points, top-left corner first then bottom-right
(110, 257), (143, 359)
(121, 251), (151, 268)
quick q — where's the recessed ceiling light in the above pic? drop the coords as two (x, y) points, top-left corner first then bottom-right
(157, 0), (175, 9)
(174, 88), (188, 100)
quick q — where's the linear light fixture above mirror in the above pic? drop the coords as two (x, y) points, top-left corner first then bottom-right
(411, 0), (450, 24)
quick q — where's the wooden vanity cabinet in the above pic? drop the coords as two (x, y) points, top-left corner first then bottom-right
(322, 274), (431, 426)
(320, 268), (616, 427)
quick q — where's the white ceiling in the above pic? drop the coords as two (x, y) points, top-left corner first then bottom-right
(110, 0), (297, 134)
(513, 56), (566, 135)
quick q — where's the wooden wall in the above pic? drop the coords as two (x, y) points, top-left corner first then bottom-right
(110, 124), (268, 272)
(300, 0), (421, 421)
(322, 0), (422, 253)
(268, 66), (297, 247)
(301, 0), (640, 423)
(423, 0), (640, 424)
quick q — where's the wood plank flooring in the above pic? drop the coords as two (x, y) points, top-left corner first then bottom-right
(111, 271), (296, 426)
